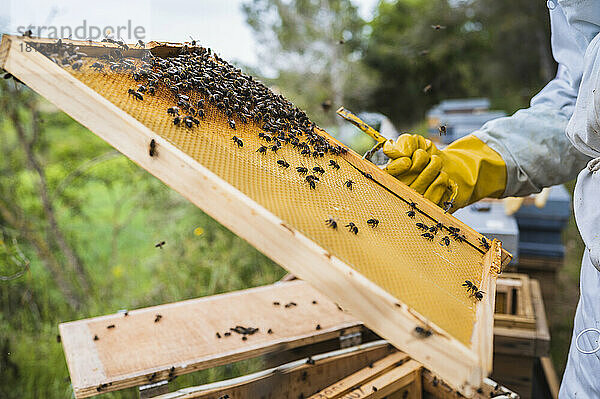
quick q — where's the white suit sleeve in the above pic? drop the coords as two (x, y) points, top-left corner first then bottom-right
(473, 4), (591, 197)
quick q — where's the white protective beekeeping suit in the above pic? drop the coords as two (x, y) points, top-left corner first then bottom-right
(473, 1), (600, 395)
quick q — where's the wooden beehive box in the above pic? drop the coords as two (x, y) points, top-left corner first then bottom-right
(58, 280), (518, 399)
(492, 274), (550, 398)
(1, 34), (510, 396)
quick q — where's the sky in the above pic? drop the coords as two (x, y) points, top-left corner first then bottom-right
(3, 0), (379, 68)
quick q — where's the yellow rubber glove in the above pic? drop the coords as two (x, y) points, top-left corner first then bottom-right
(383, 134), (507, 212)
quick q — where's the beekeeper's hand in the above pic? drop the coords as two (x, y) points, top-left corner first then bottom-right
(383, 134), (507, 212)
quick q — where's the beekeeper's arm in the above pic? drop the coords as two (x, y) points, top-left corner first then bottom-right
(384, 5), (591, 211)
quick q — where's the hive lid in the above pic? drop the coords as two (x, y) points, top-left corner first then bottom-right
(0, 35), (509, 397)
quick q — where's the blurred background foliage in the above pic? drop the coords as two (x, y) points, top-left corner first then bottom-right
(0, 0), (582, 397)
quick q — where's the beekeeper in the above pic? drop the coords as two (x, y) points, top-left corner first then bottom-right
(383, 2), (599, 396)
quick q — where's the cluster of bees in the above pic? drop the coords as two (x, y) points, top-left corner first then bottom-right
(215, 325), (261, 341)
(29, 38), (89, 70)
(86, 42), (349, 162)
(31, 38), (494, 308)
(405, 201), (491, 253)
(405, 202), (467, 248)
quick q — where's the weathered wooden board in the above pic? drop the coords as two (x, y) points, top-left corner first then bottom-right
(58, 281), (358, 396)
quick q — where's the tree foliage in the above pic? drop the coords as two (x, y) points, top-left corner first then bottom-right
(243, 0), (375, 128)
(244, 0), (554, 129)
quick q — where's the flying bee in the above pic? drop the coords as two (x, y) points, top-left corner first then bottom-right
(325, 217), (338, 230)
(479, 237), (490, 250)
(296, 166), (309, 176)
(257, 145), (267, 154)
(440, 236), (450, 246)
(344, 180), (354, 190)
(313, 166), (325, 175)
(232, 136), (243, 148)
(345, 222), (358, 234)
(406, 210), (416, 218)
(421, 233), (434, 241)
(431, 24), (446, 30)
(367, 218), (379, 228)
(155, 241), (166, 249)
(329, 160), (340, 170)
(438, 125), (447, 136)
(415, 223), (429, 231)
(277, 159), (290, 169)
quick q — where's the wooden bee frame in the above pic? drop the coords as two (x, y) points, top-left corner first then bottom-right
(0, 35), (509, 397)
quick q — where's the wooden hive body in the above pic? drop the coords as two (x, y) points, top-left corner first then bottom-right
(0, 35), (509, 396)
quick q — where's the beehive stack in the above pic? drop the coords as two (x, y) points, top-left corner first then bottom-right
(0, 35), (508, 395)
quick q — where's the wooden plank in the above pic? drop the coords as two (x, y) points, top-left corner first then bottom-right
(472, 240), (501, 377)
(530, 280), (551, 357)
(308, 356), (423, 399)
(1, 35), (499, 396)
(539, 357), (559, 399)
(59, 281), (358, 397)
(350, 361), (422, 399)
(422, 372), (518, 399)
(155, 341), (394, 399)
(307, 352), (409, 399)
(492, 278), (549, 358)
(494, 315), (536, 330)
(493, 274), (536, 330)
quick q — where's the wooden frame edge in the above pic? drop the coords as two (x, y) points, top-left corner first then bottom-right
(2, 34), (489, 396)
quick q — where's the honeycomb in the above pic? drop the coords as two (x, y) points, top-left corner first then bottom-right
(57, 53), (487, 346)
